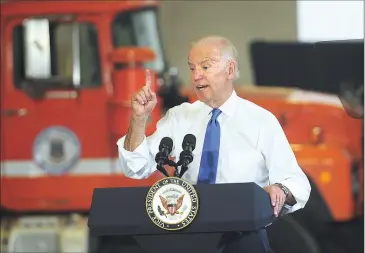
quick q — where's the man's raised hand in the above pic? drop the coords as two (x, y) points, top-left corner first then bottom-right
(131, 69), (157, 119)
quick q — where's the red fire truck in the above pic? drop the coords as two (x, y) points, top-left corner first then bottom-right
(1, 0), (168, 252)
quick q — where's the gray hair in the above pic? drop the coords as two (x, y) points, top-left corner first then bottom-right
(191, 35), (240, 80)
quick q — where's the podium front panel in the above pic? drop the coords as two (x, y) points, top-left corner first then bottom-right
(88, 182), (274, 236)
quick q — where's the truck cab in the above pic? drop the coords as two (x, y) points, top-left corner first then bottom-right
(1, 1), (169, 252)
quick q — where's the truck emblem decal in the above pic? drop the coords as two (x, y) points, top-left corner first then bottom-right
(33, 126), (81, 175)
(50, 138), (65, 163)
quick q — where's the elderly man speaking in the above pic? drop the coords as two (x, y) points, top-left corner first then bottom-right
(117, 36), (311, 253)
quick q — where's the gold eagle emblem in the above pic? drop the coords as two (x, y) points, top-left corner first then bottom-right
(158, 194), (185, 216)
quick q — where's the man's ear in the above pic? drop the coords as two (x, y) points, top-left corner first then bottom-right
(226, 60), (236, 80)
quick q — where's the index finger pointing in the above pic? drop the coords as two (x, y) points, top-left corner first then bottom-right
(145, 69), (151, 89)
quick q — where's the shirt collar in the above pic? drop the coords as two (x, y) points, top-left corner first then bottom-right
(218, 89), (238, 118)
(200, 89), (239, 118)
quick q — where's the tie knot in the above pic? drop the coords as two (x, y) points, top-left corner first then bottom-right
(211, 108), (222, 121)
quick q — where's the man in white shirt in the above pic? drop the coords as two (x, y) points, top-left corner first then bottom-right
(117, 36), (311, 253)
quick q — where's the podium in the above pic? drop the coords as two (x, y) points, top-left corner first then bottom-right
(88, 182), (275, 253)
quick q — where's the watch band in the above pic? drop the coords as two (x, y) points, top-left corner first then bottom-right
(275, 183), (290, 197)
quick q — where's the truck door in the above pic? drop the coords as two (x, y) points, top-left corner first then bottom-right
(1, 15), (113, 210)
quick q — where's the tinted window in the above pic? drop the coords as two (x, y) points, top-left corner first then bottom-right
(13, 21), (101, 90)
(112, 8), (165, 74)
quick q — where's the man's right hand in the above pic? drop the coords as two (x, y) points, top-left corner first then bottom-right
(124, 70), (156, 152)
(131, 85), (157, 120)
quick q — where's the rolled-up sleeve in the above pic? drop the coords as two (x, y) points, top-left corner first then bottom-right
(260, 113), (311, 213)
(116, 109), (177, 179)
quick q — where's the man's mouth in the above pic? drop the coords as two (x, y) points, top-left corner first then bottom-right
(196, 85), (209, 91)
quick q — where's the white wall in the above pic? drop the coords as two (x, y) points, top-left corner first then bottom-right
(296, 0), (364, 42)
(159, 1), (297, 86)
(159, 1), (363, 86)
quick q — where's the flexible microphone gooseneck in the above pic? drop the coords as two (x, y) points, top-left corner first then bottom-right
(178, 134), (196, 178)
(155, 137), (173, 177)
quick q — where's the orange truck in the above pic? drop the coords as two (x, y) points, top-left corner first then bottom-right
(241, 40), (364, 253)
(183, 85), (364, 252)
(1, 0), (363, 253)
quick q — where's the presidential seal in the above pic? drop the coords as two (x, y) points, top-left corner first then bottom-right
(146, 177), (199, 231)
(33, 126), (81, 175)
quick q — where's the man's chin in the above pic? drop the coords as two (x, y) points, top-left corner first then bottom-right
(195, 93), (209, 102)
(197, 96), (215, 107)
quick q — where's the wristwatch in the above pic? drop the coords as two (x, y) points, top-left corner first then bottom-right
(275, 183), (290, 197)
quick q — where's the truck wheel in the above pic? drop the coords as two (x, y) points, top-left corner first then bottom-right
(266, 215), (321, 253)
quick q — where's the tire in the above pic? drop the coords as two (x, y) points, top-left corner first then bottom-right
(266, 215), (322, 253)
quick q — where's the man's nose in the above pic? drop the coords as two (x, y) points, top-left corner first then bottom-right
(193, 69), (203, 81)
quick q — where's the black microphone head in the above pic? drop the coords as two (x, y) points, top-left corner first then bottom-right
(182, 134), (196, 151)
(159, 137), (173, 153)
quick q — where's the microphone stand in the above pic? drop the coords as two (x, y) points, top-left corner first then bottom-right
(156, 163), (169, 177)
(156, 158), (179, 177)
(179, 165), (188, 178)
(166, 160), (179, 177)
(168, 159), (190, 178)
(156, 156), (191, 178)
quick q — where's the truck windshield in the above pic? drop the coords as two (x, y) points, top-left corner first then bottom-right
(112, 8), (165, 74)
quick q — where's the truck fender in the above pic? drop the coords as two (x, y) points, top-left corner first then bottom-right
(299, 176), (333, 222)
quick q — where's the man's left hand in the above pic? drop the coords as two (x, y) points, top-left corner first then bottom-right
(264, 185), (286, 217)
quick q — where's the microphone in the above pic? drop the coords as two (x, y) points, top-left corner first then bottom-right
(155, 137), (173, 177)
(178, 134), (196, 177)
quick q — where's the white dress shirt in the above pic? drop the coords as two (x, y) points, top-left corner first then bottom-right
(117, 90), (311, 213)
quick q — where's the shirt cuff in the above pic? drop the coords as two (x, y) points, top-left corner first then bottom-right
(280, 179), (311, 213)
(116, 135), (150, 174)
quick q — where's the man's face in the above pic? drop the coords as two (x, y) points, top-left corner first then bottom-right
(188, 43), (235, 107)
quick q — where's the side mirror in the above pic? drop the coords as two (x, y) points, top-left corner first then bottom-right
(23, 19), (51, 79)
(22, 18), (81, 86)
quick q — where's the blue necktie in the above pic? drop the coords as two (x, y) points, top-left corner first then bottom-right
(197, 108), (222, 184)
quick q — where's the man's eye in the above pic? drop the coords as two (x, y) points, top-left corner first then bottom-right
(203, 66), (209, 70)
